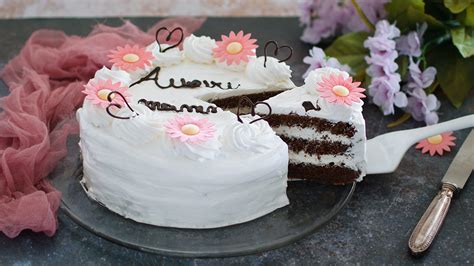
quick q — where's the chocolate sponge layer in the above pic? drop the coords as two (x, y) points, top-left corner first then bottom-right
(288, 163), (360, 185)
(210, 90), (286, 110)
(266, 114), (356, 138)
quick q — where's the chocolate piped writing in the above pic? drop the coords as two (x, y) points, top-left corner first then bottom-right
(106, 91), (138, 120)
(236, 96), (272, 124)
(302, 101), (321, 112)
(263, 40), (293, 68)
(155, 27), (184, 53)
(138, 99), (218, 114)
(129, 67), (240, 90)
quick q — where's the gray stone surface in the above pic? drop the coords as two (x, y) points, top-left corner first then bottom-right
(0, 18), (473, 265)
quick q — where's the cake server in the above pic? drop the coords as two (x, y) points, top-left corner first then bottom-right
(408, 129), (474, 255)
(366, 114), (474, 174)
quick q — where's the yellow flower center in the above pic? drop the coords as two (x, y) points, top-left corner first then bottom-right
(97, 89), (114, 101)
(226, 42), (243, 55)
(427, 134), (443, 145)
(181, 124), (200, 136)
(332, 85), (350, 97)
(122, 53), (140, 63)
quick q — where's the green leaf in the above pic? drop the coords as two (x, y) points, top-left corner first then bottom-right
(463, 4), (474, 26)
(456, 4), (474, 27)
(386, 0), (443, 31)
(444, 0), (470, 14)
(451, 27), (474, 57)
(427, 42), (474, 107)
(325, 31), (369, 81)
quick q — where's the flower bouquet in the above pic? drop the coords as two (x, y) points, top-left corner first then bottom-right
(299, 0), (474, 126)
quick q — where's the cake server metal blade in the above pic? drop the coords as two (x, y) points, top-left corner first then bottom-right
(442, 129), (474, 190)
(366, 114), (474, 175)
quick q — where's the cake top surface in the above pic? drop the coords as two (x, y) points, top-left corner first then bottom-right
(257, 67), (366, 124)
(85, 28), (295, 108)
(103, 29), (294, 92)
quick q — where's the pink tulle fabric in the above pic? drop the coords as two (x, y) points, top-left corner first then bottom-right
(0, 18), (205, 238)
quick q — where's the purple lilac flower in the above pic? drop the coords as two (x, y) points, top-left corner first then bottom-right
(406, 57), (437, 90)
(394, 23), (439, 125)
(364, 36), (397, 55)
(365, 51), (399, 77)
(355, 0), (389, 26)
(344, 0), (390, 33)
(403, 58), (439, 125)
(298, 0), (389, 44)
(298, 0), (315, 26)
(406, 88), (440, 125)
(364, 20), (407, 115)
(397, 23), (427, 57)
(373, 20), (401, 39)
(299, 1), (341, 44)
(369, 75), (407, 115)
(302, 47), (351, 78)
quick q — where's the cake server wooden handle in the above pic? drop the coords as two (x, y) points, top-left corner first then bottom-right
(408, 183), (456, 255)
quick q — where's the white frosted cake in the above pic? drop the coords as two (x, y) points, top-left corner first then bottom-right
(257, 67), (367, 184)
(77, 28), (295, 228)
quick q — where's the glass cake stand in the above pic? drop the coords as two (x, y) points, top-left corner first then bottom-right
(49, 136), (356, 257)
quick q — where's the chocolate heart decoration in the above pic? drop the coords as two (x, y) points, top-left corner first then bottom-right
(155, 27), (184, 53)
(236, 96), (272, 124)
(263, 40), (293, 68)
(302, 100), (321, 112)
(106, 91), (138, 120)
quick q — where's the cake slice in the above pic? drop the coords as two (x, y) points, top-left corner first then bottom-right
(257, 67), (367, 185)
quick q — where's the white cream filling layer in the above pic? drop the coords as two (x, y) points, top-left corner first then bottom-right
(289, 150), (362, 170)
(272, 126), (353, 144)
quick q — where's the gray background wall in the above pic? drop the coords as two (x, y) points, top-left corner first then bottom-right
(0, 0), (299, 18)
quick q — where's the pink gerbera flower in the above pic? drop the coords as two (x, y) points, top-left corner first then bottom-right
(416, 132), (456, 156)
(165, 115), (216, 144)
(82, 79), (130, 108)
(316, 74), (366, 106)
(108, 44), (154, 72)
(213, 31), (258, 65)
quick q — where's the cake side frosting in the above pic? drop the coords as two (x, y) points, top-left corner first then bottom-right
(78, 109), (289, 228)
